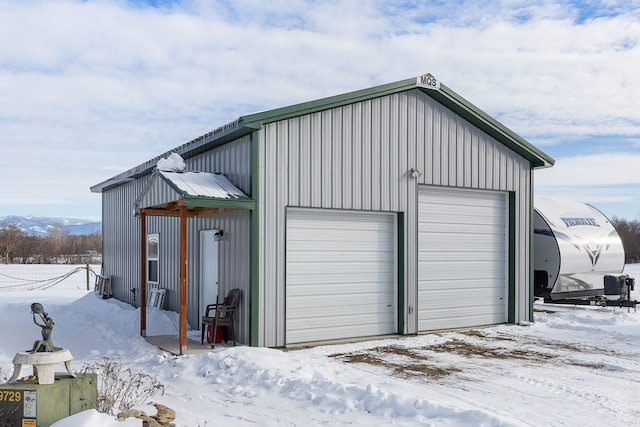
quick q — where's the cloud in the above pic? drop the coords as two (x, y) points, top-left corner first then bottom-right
(0, 0), (639, 218)
(536, 153), (640, 187)
(535, 152), (640, 219)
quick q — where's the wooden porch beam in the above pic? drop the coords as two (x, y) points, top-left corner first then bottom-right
(138, 206), (182, 217)
(179, 204), (188, 355)
(189, 207), (233, 217)
(140, 211), (147, 337)
(138, 206), (232, 218)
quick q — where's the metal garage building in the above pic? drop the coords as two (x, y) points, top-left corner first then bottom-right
(91, 74), (554, 352)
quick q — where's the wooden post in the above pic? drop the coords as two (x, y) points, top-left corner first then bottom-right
(179, 205), (188, 355)
(140, 211), (147, 337)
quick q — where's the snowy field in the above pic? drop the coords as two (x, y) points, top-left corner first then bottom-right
(1, 265), (640, 426)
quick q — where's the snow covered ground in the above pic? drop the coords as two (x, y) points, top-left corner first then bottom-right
(1, 265), (640, 426)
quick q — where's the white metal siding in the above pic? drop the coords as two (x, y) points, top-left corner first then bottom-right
(259, 89), (532, 346)
(102, 179), (145, 302)
(101, 136), (252, 342)
(259, 89), (533, 346)
(418, 186), (507, 331)
(285, 209), (396, 344)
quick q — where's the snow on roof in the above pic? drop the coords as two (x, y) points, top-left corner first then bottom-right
(156, 152), (186, 172)
(158, 170), (247, 199)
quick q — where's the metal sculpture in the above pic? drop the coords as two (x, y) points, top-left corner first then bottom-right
(28, 303), (61, 353)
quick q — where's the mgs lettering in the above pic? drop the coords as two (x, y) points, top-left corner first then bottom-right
(417, 73), (440, 90)
(420, 75), (437, 87)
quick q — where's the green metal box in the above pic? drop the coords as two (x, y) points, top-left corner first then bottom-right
(0, 373), (97, 427)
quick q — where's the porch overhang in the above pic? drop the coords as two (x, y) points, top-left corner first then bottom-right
(135, 169), (253, 355)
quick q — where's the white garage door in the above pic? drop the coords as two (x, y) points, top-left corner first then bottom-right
(286, 209), (396, 344)
(418, 186), (507, 331)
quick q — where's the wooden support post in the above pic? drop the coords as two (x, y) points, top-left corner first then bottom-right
(179, 205), (188, 355)
(140, 211), (147, 337)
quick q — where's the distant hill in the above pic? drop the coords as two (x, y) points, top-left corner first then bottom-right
(0, 215), (101, 236)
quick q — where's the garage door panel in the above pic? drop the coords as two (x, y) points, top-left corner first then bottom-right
(420, 287), (506, 306)
(419, 222), (506, 235)
(289, 229), (392, 241)
(287, 250), (395, 263)
(289, 261), (393, 275)
(419, 260), (506, 278)
(420, 207), (503, 221)
(287, 323), (395, 341)
(423, 193), (504, 208)
(422, 215), (502, 228)
(418, 248), (504, 268)
(419, 231), (505, 246)
(287, 302), (395, 321)
(287, 313), (395, 341)
(422, 312), (505, 330)
(286, 209), (396, 344)
(290, 217), (392, 230)
(423, 303), (505, 319)
(287, 280), (394, 295)
(287, 291), (394, 308)
(421, 230), (507, 242)
(288, 242), (394, 254)
(418, 186), (507, 331)
(419, 278), (507, 292)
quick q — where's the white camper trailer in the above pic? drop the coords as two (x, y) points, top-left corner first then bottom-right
(534, 198), (635, 306)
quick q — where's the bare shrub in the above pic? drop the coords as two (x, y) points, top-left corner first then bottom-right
(80, 357), (165, 414)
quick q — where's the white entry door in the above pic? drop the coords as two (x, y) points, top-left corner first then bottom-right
(199, 229), (219, 327)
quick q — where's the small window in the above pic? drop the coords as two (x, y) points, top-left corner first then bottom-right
(147, 234), (159, 284)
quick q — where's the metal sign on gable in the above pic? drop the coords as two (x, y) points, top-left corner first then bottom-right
(416, 73), (440, 90)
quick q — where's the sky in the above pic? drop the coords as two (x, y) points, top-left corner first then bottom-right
(1, 0), (639, 221)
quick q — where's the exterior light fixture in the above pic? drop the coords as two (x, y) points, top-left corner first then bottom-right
(214, 229), (224, 241)
(409, 168), (423, 179)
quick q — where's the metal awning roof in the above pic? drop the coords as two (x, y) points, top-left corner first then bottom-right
(159, 170), (247, 199)
(134, 169), (254, 215)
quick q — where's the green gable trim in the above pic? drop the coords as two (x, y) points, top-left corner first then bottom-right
(423, 83), (554, 169)
(241, 77), (417, 128)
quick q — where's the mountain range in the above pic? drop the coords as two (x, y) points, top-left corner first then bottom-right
(0, 215), (101, 236)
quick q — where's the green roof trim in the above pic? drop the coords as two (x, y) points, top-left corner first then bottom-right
(91, 74), (553, 193)
(426, 82), (554, 168)
(241, 77), (417, 128)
